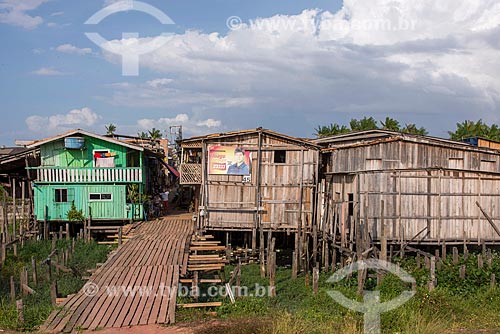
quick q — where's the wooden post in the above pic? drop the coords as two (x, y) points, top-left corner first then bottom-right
(259, 227), (265, 278)
(236, 259), (241, 298)
(482, 240), (486, 258)
(50, 281), (58, 306)
(118, 227), (123, 246)
(43, 205), (48, 240)
(87, 206), (92, 242)
(463, 245), (468, 261)
(313, 267), (319, 295)
(270, 251), (276, 298)
(332, 247), (337, 271)
(459, 265), (466, 279)
(10, 275), (15, 303)
(59, 225), (63, 241)
(31, 256), (37, 286)
(21, 181), (25, 220)
(267, 236), (275, 278)
(12, 178), (17, 239)
(441, 241), (446, 260)
(16, 299), (24, 325)
(3, 189), (10, 243)
(21, 267), (27, 296)
(478, 254), (484, 269)
(452, 247), (459, 264)
(46, 260), (52, 281)
(1, 242), (6, 266)
(51, 236), (56, 251)
(312, 224), (318, 267)
(429, 256), (436, 291)
(435, 249), (441, 270)
(416, 253), (421, 268)
(292, 251), (297, 279)
(192, 271), (199, 301)
(491, 274), (496, 289)
(324, 237), (330, 273)
(487, 249), (492, 267)
(65, 223), (70, 241)
(380, 200), (387, 262)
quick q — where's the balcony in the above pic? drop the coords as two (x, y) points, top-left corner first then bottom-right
(180, 163), (202, 184)
(29, 167), (143, 183)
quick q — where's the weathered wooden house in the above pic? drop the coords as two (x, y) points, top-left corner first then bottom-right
(179, 128), (320, 248)
(26, 129), (151, 223)
(315, 130), (500, 247)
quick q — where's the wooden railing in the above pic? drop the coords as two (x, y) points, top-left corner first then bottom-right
(28, 167), (143, 183)
(180, 163), (202, 184)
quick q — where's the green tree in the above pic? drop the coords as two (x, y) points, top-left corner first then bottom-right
(381, 117), (401, 131)
(105, 123), (117, 136)
(137, 131), (149, 139)
(314, 123), (350, 138)
(349, 117), (379, 131)
(148, 128), (162, 140)
(401, 123), (428, 136)
(67, 201), (85, 222)
(448, 120), (493, 140)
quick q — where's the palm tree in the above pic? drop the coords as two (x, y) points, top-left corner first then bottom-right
(105, 124), (117, 136)
(314, 123), (350, 138)
(137, 131), (149, 139)
(148, 128), (162, 140)
(349, 117), (378, 131)
(381, 117), (401, 132)
(401, 123), (428, 136)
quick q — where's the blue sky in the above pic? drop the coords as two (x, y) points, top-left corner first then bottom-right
(1, 0), (500, 144)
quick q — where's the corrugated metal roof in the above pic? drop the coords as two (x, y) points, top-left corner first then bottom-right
(26, 129), (144, 151)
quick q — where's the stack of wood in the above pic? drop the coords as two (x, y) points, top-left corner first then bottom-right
(178, 235), (227, 308)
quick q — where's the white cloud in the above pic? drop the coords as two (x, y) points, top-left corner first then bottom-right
(99, 1), (500, 138)
(196, 119), (222, 128)
(55, 44), (93, 55)
(137, 113), (223, 136)
(0, 0), (48, 29)
(50, 11), (63, 17)
(26, 107), (102, 133)
(32, 67), (70, 76)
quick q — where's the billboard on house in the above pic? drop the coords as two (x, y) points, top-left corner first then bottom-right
(208, 145), (252, 175)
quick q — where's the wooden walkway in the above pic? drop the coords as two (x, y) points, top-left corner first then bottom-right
(41, 215), (193, 333)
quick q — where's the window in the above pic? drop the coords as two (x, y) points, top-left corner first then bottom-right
(274, 150), (286, 163)
(93, 150), (110, 167)
(348, 193), (354, 216)
(89, 193), (113, 201)
(55, 189), (68, 203)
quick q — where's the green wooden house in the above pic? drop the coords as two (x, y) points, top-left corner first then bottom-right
(27, 129), (149, 223)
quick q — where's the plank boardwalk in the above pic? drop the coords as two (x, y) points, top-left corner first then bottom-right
(40, 215), (193, 333)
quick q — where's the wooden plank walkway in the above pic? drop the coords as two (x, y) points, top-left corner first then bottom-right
(40, 215), (193, 333)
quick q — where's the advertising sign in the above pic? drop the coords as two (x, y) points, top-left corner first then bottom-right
(208, 145), (251, 175)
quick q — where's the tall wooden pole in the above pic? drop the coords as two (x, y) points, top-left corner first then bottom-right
(12, 178), (16, 239)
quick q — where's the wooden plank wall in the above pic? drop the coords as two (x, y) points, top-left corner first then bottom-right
(201, 133), (318, 231)
(323, 140), (500, 244)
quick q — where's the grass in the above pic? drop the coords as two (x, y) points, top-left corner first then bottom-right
(0, 238), (112, 331)
(178, 251), (500, 334)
